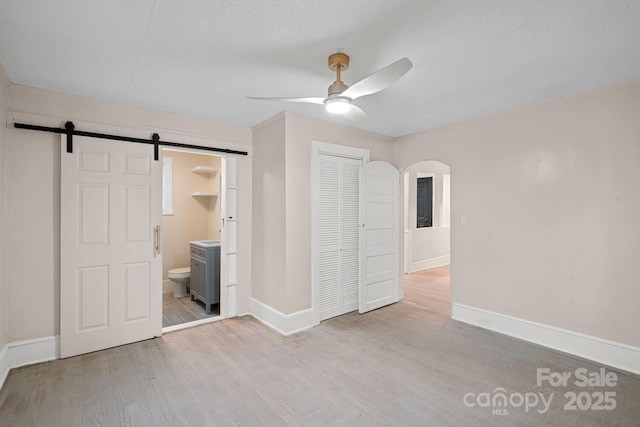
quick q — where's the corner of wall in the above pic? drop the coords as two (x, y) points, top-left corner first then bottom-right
(0, 63), (9, 86)
(0, 64), (10, 353)
(249, 298), (314, 336)
(0, 335), (59, 391)
(0, 64), (10, 390)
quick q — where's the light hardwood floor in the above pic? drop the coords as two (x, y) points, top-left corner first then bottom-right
(1, 266), (639, 426)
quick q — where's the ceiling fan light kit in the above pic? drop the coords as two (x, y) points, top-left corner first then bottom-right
(325, 97), (352, 114)
(248, 52), (413, 122)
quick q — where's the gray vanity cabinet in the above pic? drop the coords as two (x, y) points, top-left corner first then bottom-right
(190, 242), (220, 314)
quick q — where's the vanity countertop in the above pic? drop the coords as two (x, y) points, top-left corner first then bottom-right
(190, 240), (221, 248)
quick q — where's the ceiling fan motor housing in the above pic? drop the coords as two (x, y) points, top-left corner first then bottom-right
(328, 52), (349, 72)
(328, 80), (348, 96)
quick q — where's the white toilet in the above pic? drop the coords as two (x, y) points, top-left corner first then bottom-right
(168, 267), (190, 298)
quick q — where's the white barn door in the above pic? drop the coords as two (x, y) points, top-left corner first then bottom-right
(359, 161), (400, 313)
(60, 135), (162, 358)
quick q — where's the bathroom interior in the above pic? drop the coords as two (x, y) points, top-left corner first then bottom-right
(162, 148), (222, 328)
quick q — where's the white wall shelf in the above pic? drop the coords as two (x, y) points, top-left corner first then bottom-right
(191, 166), (218, 174)
(191, 192), (219, 197)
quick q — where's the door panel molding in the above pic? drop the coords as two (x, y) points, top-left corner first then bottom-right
(359, 161), (400, 314)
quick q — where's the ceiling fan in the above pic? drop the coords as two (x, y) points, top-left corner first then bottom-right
(248, 53), (413, 122)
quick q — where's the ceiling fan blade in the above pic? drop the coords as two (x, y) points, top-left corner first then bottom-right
(247, 96), (325, 105)
(342, 105), (368, 122)
(341, 57), (413, 100)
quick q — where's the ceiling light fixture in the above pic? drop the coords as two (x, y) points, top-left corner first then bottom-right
(325, 97), (352, 114)
(248, 53), (413, 124)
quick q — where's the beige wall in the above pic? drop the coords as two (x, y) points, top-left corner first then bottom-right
(0, 67), (9, 349)
(6, 124), (60, 340)
(394, 80), (640, 348)
(162, 150), (221, 281)
(251, 112), (395, 314)
(4, 84), (252, 341)
(251, 114), (287, 311)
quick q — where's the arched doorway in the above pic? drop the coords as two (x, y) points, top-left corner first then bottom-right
(401, 160), (451, 314)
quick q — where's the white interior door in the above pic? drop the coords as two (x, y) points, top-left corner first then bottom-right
(360, 161), (400, 313)
(60, 135), (162, 358)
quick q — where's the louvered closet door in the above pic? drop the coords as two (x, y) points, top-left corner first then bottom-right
(318, 154), (361, 321)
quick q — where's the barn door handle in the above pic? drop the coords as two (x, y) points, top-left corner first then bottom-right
(154, 225), (161, 255)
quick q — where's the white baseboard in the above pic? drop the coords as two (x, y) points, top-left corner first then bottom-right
(409, 255), (450, 273)
(0, 335), (59, 390)
(0, 344), (9, 391)
(250, 298), (314, 336)
(9, 335), (59, 368)
(452, 303), (640, 375)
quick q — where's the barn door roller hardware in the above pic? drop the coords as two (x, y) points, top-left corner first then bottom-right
(13, 121), (249, 160)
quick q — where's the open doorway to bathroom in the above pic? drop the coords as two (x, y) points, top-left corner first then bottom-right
(161, 148), (222, 330)
(402, 160), (451, 315)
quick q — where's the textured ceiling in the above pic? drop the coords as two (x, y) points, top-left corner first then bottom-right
(1, 1), (639, 137)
